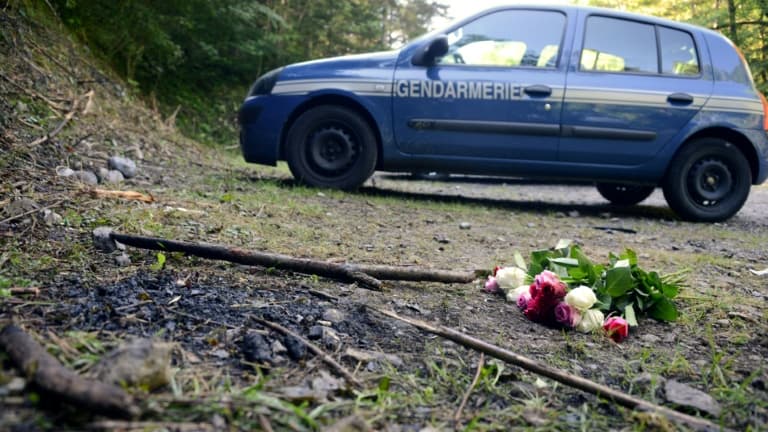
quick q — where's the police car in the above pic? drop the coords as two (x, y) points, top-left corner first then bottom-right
(239, 5), (768, 222)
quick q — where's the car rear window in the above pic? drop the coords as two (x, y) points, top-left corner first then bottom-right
(581, 16), (700, 77)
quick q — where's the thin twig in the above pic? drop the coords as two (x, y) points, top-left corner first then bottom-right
(370, 308), (724, 432)
(8, 287), (41, 296)
(249, 315), (363, 389)
(454, 353), (484, 424)
(165, 307), (238, 330)
(0, 200), (63, 226)
(258, 415), (275, 432)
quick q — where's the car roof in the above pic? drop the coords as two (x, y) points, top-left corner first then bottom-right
(436, 3), (719, 39)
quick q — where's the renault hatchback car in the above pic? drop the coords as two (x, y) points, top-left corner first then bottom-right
(239, 5), (768, 222)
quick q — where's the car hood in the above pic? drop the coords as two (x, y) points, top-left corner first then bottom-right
(279, 50), (401, 81)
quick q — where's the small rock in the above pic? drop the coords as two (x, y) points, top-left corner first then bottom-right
(93, 227), (117, 252)
(93, 338), (173, 390)
(271, 340), (287, 355)
(108, 156), (137, 178)
(715, 319), (730, 327)
(240, 332), (273, 364)
(42, 209), (63, 226)
(640, 334), (661, 344)
(130, 145), (144, 160)
(103, 170), (125, 183)
(433, 234), (451, 244)
(459, 222), (471, 230)
(284, 335), (306, 361)
(97, 167), (110, 181)
(71, 170), (98, 185)
(114, 253), (131, 267)
(56, 167), (75, 177)
(15, 101), (28, 113)
(308, 325), (325, 340)
(4, 377), (26, 394)
(632, 372), (666, 386)
(343, 347), (403, 367)
(664, 380), (722, 417)
(568, 210), (580, 217)
(322, 308), (345, 324)
(211, 349), (230, 359)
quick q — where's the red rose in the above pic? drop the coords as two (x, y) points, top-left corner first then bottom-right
(554, 302), (581, 328)
(523, 271), (567, 324)
(603, 316), (629, 342)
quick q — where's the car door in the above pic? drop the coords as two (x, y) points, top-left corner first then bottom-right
(392, 8), (568, 161)
(560, 14), (713, 166)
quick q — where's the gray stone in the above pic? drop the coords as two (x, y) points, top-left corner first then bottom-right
(271, 340), (287, 355)
(103, 170), (125, 183)
(4, 377), (26, 394)
(322, 308), (345, 324)
(108, 156), (137, 178)
(56, 167), (75, 177)
(631, 372), (666, 386)
(15, 101), (28, 113)
(93, 227), (116, 252)
(664, 380), (722, 417)
(640, 333), (661, 344)
(97, 167), (110, 181)
(42, 209), (63, 226)
(459, 222), (471, 230)
(115, 253), (131, 267)
(93, 338), (173, 390)
(71, 170), (98, 185)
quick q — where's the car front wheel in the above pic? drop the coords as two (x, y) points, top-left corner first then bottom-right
(596, 183), (655, 206)
(285, 106), (377, 190)
(662, 138), (751, 222)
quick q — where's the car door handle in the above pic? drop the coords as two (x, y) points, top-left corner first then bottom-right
(524, 85), (552, 97)
(667, 92), (694, 105)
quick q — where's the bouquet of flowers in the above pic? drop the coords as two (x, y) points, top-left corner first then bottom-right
(483, 240), (686, 342)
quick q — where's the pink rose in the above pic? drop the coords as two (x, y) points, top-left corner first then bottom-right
(517, 291), (532, 310)
(603, 316), (629, 342)
(554, 302), (581, 328)
(483, 276), (500, 293)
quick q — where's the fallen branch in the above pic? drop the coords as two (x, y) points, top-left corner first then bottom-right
(0, 324), (139, 419)
(105, 232), (479, 289)
(89, 188), (155, 203)
(249, 315), (363, 389)
(454, 353), (484, 424)
(8, 287), (41, 296)
(371, 308), (723, 432)
(29, 90), (93, 146)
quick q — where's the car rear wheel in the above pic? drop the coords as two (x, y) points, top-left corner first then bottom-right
(286, 106), (377, 190)
(596, 183), (655, 206)
(662, 138), (751, 222)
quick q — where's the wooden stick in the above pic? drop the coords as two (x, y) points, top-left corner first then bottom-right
(8, 287), (40, 296)
(249, 315), (363, 389)
(454, 353), (484, 424)
(109, 232), (479, 289)
(0, 325), (139, 419)
(371, 308), (724, 432)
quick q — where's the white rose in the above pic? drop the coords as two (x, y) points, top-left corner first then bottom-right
(505, 285), (530, 303)
(565, 286), (597, 312)
(496, 266), (527, 290)
(575, 309), (604, 333)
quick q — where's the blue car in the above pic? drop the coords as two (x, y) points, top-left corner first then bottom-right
(239, 5), (768, 222)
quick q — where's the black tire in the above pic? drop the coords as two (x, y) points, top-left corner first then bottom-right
(596, 183), (655, 206)
(662, 138), (751, 222)
(285, 106), (377, 190)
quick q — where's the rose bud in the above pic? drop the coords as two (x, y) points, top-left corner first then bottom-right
(516, 291), (532, 310)
(603, 316), (630, 342)
(496, 266), (527, 290)
(565, 286), (598, 312)
(505, 285), (530, 303)
(554, 302), (581, 328)
(531, 270), (567, 299)
(575, 309), (605, 333)
(483, 276), (500, 294)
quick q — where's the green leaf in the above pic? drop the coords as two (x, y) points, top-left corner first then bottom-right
(514, 252), (527, 271)
(378, 376), (391, 392)
(529, 249), (550, 276)
(661, 282), (679, 298)
(550, 257), (579, 267)
(648, 297), (678, 321)
(150, 252), (166, 271)
(605, 265), (634, 297)
(625, 304), (638, 327)
(621, 248), (638, 267)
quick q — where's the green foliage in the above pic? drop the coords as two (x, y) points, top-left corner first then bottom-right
(526, 240), (685, 323)
(48, 0), (447, 145)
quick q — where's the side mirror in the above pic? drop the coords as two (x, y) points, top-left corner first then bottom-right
(411, 35), (449, 67)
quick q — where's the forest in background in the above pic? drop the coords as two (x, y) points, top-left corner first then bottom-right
(16, 0), (768, 147)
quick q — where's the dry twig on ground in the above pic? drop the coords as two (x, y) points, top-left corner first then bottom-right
(0, 324), (139, 419)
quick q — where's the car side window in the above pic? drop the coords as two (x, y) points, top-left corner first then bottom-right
(440, 10), (565, 68)
(659, 26), (700, 76)
(581, 16), (657, 74)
